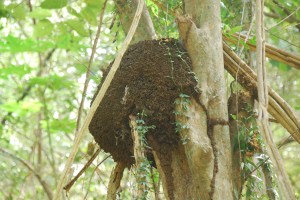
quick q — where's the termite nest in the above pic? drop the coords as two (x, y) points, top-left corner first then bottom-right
(89, 39), (198, 167)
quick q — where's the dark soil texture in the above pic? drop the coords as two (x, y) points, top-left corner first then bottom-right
(89, 39), (198, 167)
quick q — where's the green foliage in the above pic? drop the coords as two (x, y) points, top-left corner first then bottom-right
(135, 111), (156, 199)
(65, 19), (89, 37)
(0, 65), (32, 79)
(136, 111), (155, 147)
(40, 118), (76, 133)
(40, 0), (68, 9)
(242, 154), (278, 200)
(8, 3), (26, 20)
(232, 104), (279, 199)
(135, 158), (152, 200)
(0, 0), (117, 199)
(174, 93), (190, 114)
(270, 60), (292, 72)
(0, 101), (43, 115)
(80, 6), (101, 26)
(146, 0), (180, 38)
(33, 19), (54, 37)
(28, 8), (52, 19)
(29, 75), (74, 90)
(174, 93), (190, 144)
(223, 25), (244, 36)
(85, 0), (104, 7)
(232, 104), (260, 154)
(0, 35), (55, 52)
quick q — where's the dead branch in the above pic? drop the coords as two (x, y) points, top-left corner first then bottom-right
(129, 115), (147, 198)
(223, 42), (300, 144)
(63, 148), (101, 192)
(144, 0), (300, 70)
(255, 1), (294, 198)
(114, 0), (156, 43)
(76, 0), (108, 131)
(223, 33), (300, 70)
(277, 135), (295, 149)
(107, 162), (126, 200)
(0, 147), (53, 200)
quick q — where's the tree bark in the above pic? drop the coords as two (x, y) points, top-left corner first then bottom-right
(255, 1), (295, 199)
(129, 115), (148, 199)
(114, 0), (156, 43)
(150, 98), (213, 199)
(107, 162), (126, 200)
(228, 91), (254, 199)
(176, 0), (233, 199)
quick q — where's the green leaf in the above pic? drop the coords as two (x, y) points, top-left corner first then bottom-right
(55, 33), (87, 51)
(0, 35), (55, 52)
(65, 19), (89, 36)
(230, 114), (237, 120)
(228, 25), (243, 35)
(8, 4), (26, 20)
(67, 6), (81, 18)
(0, 124), (3, 136)
(28, 76), (49, 86)
(21, 101), (43, 112)
(148, 1), (159, 17)
(270, 60), (291, 72)
(28, 8), (52, 19)
(0, 65), (32, 79)
(0, 101), (43, 116)
(40, 0), (68, 9)
(277, 63), (291, 72)
(28, 75), (74, 90)
(80, 6), (98, 26)
(41, 118), (76, 133)
(84, 0), (103, 6)
(33, 19), (54, 37)
(0, 6), (9, 18)
(248, 36), (256, 45)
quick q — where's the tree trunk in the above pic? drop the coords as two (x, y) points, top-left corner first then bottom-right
(176, 0), (233, 199)
(114, 0), (156, 43)
(113, 0), (234, 199)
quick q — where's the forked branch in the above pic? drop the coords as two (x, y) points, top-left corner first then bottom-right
(223, 42), (300, 144)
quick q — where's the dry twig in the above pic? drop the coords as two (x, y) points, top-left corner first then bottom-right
(223, 43), (300, 144)
(63, 148), (101, 192)
(223, 33), (300, 70)
(129, 115), (147, 198)
(0, 147), (53, 200)
(76, 0), (108, 131)
(255, 1), (294, 198)
(107, 162), (126, 200)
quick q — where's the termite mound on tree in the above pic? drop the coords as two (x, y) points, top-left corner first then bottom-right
(89, 39), (199, 167)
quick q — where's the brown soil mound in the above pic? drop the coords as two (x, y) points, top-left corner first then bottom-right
(89, 39), (198, 167)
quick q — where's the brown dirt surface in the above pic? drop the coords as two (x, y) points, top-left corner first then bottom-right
(89, 39), (198, 167)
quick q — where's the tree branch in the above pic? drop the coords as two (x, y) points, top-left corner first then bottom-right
(76, 0), (108, 131)
(107, 162), (126, 200)
(223, 42), (300, 144)
(63, 148), (101, 192)
(0, 147), (53, 200)
(114, 0), (156, 43)
(223, 33), (300, 70)
(1, 48), (56, 125)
